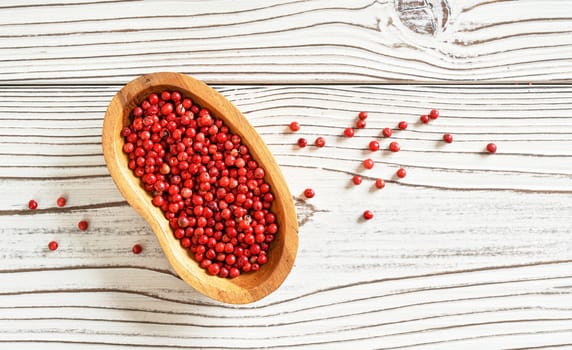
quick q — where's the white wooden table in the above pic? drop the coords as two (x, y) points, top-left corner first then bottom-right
(1, 1), (572, 348)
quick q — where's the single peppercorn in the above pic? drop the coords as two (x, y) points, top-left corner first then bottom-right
(289, 121), (300, 132)
(358, 111), (368, 120)
(356, 120), (366, 129)
(420, 115), (430, 124)
(375, 178), (385, 189)
(398, 121), (408, 130)
(486, 143), (497, 153)
(363, 210), (374, 220)
(368, 140), (380, 152)
(429, 109), (439, 120)
(132, 244), (143, 254)
(396, 168), (407, 178)
(344, 127), (355, 137)
(56, 197), (67, 207)
(382, 128), (392, 138)
(303, 188), (315, 198)
(297, 138), (307, 148)
(28, 199), (38, 210)
(389, 142), (400, 152)
(48, 241), (58, 251)
(315, 137), (326, 147)
(78, 220), (89, 231)
(363, 158), (374, 169)
(443, 133), (453, 143)
(352, 175), (363, 185)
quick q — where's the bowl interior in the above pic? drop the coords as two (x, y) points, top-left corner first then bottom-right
(104, 73), (298, 303)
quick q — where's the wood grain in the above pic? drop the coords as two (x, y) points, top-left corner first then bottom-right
(1, 84), (571, 348)
(0, 0), (572, 84)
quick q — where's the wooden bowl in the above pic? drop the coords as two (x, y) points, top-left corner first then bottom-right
(102, 72), (298, 304)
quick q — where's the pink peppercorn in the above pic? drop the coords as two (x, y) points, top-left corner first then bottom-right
(28, 199), (38, 210)
(303, 188), (315, 198)
(315, 137), (326, 147)
(289, 121), (300, 132)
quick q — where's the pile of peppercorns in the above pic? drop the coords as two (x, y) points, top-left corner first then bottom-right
(120, 91), (278, 278)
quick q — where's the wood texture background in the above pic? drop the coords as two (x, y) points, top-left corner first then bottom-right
(1, 0), (572, 349)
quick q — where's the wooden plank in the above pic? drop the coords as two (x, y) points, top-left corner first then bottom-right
(0, 84), (571, 348)
(0, 0), (571, 84)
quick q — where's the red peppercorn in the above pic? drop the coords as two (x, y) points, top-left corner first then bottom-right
(443, 133), (453, 143)
(375, 178), (385, 189)
(389, 142), (400, 152)
(315, 137), (326, 147)
(352, 175), (362, 185)
(28, 199), (38, 210)
(358, 111), (368, 120)
(363, 158), (374, 169)
(486, 143), (497, 153)
(420, 115), (430, 124)
(429, 109), (439, 120)
(56, 197), (67, 207)
(289, 121), (300, 132)
(344, 127), (355, 138)
(48, 241), (58, 251)
(297, 138), (307, 147)
(78, 220), (89, 231)
(363, 210), (374, 220)
(356, 120), (366, 129)
(382, 128), (392, 138)
(396, 168), (407, 178)
(132, 244), (143, 254)
(303, 188), (315, 198)
(368, 140), (380, 152)
(398, 121), (408, 130)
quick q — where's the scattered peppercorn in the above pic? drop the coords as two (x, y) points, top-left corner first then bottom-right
(363, 158), (374, 169)
(78, 220), (89, 231)
(420, 115), (430, 124)
(389, 142), (400, 152)
(375, 178), (385, 189)
(382, 128), (392, 138)
(315, 137), (326, 147)
(429, 109), (439, 120)
(48, 241), (58, 251)
(398, 121), (408, 130)
(28, 199), (38, 210)
(344, 127), (355, 137)
(443, 133), (453, 143)
(289, 121), (300, 132)
(396, 168), (407, 178)
(56, 197), (67, 207)
(303, 188), (315, 198)
(368, 140), (380, 152)
(356, 120), (366, 129)
(132, 244), (143, 254)
(297, 138), (308, 148)
(486, 143), (497, 153)
(352, 175), (363, 185)
(358, 111), (368, 120)
(363, 210), (374, 220)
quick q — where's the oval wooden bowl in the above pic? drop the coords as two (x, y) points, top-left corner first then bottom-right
(102, 72), (298, 304)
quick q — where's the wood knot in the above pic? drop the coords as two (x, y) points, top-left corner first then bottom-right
(394, 0), (450, 36)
